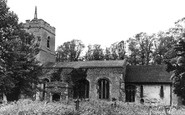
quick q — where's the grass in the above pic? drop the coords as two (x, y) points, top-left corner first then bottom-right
(0, 99), (185, 115)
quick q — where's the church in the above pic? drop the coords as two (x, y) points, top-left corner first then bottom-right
(23, 7), (179, 106)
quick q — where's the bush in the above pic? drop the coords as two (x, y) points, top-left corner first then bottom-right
(0, 99), (77, 115)
(0, 99), (185, 115)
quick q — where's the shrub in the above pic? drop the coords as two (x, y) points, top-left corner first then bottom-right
(1, 99), (185, 115)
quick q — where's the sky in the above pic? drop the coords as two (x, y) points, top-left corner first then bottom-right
(7, 0), (185, 50)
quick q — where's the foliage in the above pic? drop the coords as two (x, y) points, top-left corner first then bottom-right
(105, 40), (126, 60)
(56, 39), (85, 62)
(85, 44), (104, 60)
(153, 31), (177, 64)
(169, 17), (185, 40)
(0, 0), (42, 100)
(127, 37), (140, 65)
(50, 68), (74, 84)
(0, 99), (77, 115)
(164, 17), (185, 103)
(104, 47), (111, 60)
(51, 68), (62, 82)
(1, 99), (185, 115)
(165, 38), (185, 104)
(127, 32), (155, 65)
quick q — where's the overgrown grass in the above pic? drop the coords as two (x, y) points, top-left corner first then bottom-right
(0, 99), (185, 115)
(0, 99), (77, 115)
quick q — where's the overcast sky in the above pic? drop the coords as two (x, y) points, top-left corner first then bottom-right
(7, 0), (185, 50)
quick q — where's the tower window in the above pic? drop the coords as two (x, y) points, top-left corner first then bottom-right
(47, 36), (50, 48)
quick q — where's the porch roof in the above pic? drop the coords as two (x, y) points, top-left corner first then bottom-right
(125, 65), (172, 83)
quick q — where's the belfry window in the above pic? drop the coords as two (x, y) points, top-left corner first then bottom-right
(98, 79), (110, 99)
(47, 36), (50, 48)
(126, 85), (136, 102)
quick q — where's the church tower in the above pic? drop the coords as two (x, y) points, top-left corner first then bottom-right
(23, 6), (56, 63)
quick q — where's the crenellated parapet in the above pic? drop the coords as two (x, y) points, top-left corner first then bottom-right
(23, 19), (55, 35)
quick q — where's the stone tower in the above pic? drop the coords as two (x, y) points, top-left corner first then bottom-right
(23, 6), (56, 64)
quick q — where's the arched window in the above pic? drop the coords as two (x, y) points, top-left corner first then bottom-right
(47, 36), (50, 48)
(125, 85), (136, 102)
(98, 78), (110, 99)
(73, 79), (89, 99)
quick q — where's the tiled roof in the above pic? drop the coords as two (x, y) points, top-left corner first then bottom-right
(44, 60), (127, 69)
(125, 65), (172, 83)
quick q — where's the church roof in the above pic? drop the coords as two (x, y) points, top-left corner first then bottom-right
(43, 60), (127, 69)
(125, 65), (172, 83)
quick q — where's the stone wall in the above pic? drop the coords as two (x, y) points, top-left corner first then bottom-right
(86, 67), (125, 101)
(36, 49), (55, 63)
(23, 19), (55, 63)
(134, 84), (172, 105)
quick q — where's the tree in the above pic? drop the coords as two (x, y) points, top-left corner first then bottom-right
(56, 39), (85, 62)
(0, 0), (42, 101)
(116, 40), (126, 60)
(127, 32), (155, 65)
(164, 17), (185, 104)
(105, 41), (126, 60)
(168, 17), (185, 40)
(165, 38), (185, 104)
(85, 44), (104, 61)
(127, 37), (140, 65)
(104, 47), (111, 60)
(153, 31), (177, 64)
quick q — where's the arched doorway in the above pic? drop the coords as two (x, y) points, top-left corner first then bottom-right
(98, 78), (110, 99)
(52, 93), (60, 101)
(73, 79), (89, 99)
